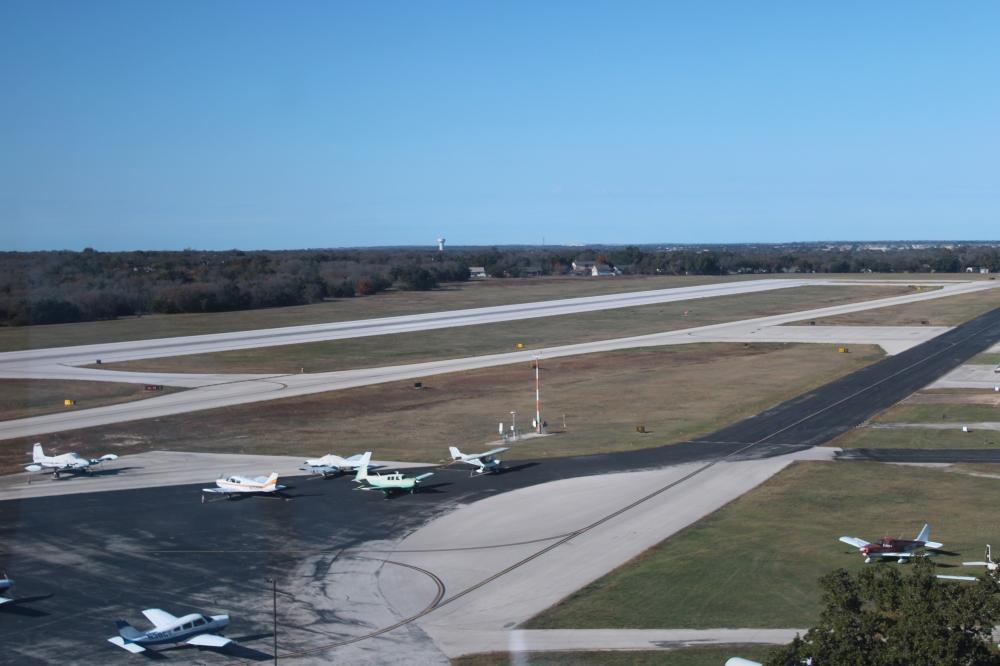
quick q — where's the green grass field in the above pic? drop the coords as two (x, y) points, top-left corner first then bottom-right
(526, 461), (1000, 630)
(451, 646), (776, 666)
(871, 403), (1000, 423)
(828, 427), (1000, 449)
(91, 285), (907, 375)
(970, 353), (1000, 366)
(0, 343), (882, 475)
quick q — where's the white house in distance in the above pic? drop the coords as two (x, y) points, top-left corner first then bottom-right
(591, 264), (614, 276)
(469, 266), (487, 277)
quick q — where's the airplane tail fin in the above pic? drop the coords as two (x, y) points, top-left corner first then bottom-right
(116, 620), (144, 641)
(917, 524), (931, 543)
(263, 472), (279, 488)
(32, 443), (44, 462)
(359, 452), (372, 467)
(449, 446), (462, 460)
(355, 464), (369, 481)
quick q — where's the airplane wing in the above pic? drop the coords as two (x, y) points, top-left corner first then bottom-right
(186, 633), (234, 647)
(414, 473), (434, 481)
(937, 575), (978, 582)
(924, 541), (944, 549)
(963, 561), (992, 566)
(202, 488), (229, 493)
(300, 465), (337, 474)
(466, 447), (509, 460)
(108, 636), (146, 653)
(89, 454), (119, 464)
(142, 608), (178, 627)
(839, 537), (869, 549)
(0, 596), (12, 605)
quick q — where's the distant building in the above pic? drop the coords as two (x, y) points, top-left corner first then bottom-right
(522, 266), (543, 277)
(469, 266), (486, 277)
(572, 260), (595, 271)
(591, 264), (613, 276)
(981, 268), (991, 274)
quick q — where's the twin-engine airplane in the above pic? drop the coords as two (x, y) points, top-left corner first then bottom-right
(448, 446), (509, 474)
(301, 451), (374, 477)
(108, 608), (232, 653)
(0, 575), (14, 605)
(354, 464), (433, 497)
(840, 524), (943, 563)
(24, 443), (118, 478)
(203, 472), (285, 497)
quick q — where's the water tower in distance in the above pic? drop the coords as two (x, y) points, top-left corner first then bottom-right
(437, 238), (445, 251)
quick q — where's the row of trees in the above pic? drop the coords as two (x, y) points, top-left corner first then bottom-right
(2, 244), (998, 327)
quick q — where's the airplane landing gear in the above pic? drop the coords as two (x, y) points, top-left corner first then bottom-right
(53, 471), (60, 479)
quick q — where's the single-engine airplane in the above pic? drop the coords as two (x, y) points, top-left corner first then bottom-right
(301, 451), (374, 477)
(203, 472), (285, 497)
(0, 575), (14, 605)
(448, 446), (509, 474)
(840, 524), (943, 563)
(354, 464), (433, 497)
(108, 608), (232, 653)
(938, 544), (998, 582)
(24, 443), (118, 478)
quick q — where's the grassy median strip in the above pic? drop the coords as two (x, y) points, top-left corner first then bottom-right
(451, 646), (776, 666)
(88, 285), (905, 376)
(525, 461), (1000, 630)
(0, 379), (186, 422)
(784, 286), (1000, 327)
(1, 342), (881, 474)
(828, 427), (1000, 450)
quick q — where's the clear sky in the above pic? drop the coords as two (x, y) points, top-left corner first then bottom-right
(2, 1), (998, 251)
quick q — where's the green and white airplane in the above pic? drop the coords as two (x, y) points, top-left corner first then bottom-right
(354, 464), (433, 497)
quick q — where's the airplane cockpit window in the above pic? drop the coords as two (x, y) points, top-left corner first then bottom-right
(182, 622), (193, 630)
(193, 618), (206, 626)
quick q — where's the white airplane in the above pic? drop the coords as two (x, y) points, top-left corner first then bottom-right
(108, 608), (232, 653)
(24, 443), (118, 478)
(300, 451), (374, 477)
(0, 575), (14, 605)
(726, 659), (762, 666)
(938, 544), (998, 582)
(354, 464), (433, 497)
(448, 446), (509, 474)
(203, 472), (285, 497)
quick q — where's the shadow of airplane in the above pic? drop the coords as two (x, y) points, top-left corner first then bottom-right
(500, 462), (540, 474)
(0, 594), (53, 617)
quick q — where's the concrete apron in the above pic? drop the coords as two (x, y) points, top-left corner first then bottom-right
(370, 447), (833, 658)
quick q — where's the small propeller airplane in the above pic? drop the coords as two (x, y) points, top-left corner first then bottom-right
(448, 446), (509, 474)
(108, 608), (232, 654)
(354, 464), (433, 497)
(937, 544), (998, 582)
(24, 443), (118, 478)
(0, 575), (14, 605)
(203, 472), (286, 497)
(300, 451), (375, 478)
(840, 524), (943, 563)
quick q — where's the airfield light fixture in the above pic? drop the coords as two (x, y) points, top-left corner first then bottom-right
(533, 352), (542, 434)
(510, 411), (516, 431)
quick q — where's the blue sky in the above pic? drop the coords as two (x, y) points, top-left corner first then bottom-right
(2, 1), (998, 250)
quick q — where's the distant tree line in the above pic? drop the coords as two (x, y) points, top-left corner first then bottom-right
(2, 244), (997, 327)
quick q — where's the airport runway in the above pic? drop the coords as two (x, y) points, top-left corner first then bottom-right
(2, 280), (989, 441)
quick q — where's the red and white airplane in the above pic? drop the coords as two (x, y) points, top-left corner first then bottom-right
(203, 472), (285, 497)
(840, 524), (943, 563)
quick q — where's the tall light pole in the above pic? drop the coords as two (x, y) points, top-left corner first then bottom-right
(510, 411), (516, 432)
(533, 352), (541, 433)
(267, 578), (277, 665)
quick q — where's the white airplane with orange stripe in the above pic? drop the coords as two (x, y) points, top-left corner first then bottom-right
(203, 472), (285, 496)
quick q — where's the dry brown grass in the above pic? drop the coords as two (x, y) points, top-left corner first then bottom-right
(0, 342), (882, 475)
(786, 286), (1000, 327)
(0, 379), (185, 422)
(91, 285), (907, 375)
(0, 275), (758, 353)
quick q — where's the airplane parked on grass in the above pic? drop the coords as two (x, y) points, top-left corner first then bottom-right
(840, 524), (943, 563)
(354, 464), (433, 497)
(0, 575), (13, 605)
(108, 608), (232, 653)
(301, 451), (374, 477)
(726, 658), (762, 666)
(448, 446), (509, 474)
(203, 472), (285, 497)
(938, 544), (998, 582)
(24, 443), (118, 478)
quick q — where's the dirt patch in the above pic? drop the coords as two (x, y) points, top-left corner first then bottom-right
(0, 342), (883, 476)
(902, 393), (1000, 406)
